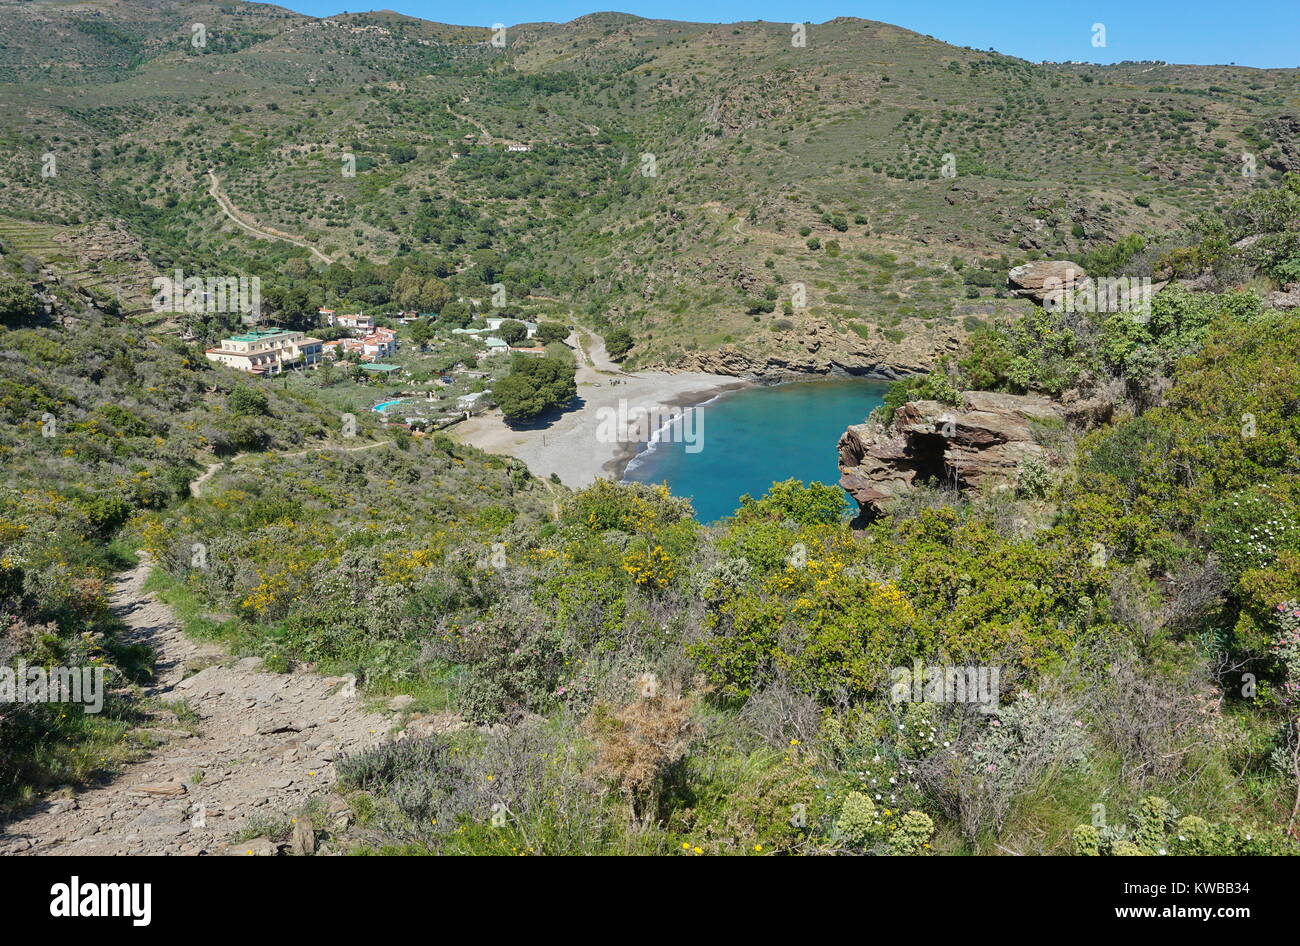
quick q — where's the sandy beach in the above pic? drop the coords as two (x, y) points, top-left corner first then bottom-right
(452, 332), (750, 487)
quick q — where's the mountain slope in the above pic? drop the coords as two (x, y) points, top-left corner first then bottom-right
(2, 2), (1299, 373)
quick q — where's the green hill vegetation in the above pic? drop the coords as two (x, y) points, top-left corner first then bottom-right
(1, 176), (1297, 854)
(3, 2), (1300, 369)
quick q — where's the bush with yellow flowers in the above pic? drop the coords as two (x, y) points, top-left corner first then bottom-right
(621, 544), (674, 590)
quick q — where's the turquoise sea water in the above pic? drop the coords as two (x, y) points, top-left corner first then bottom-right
(623, 377), (888, 523)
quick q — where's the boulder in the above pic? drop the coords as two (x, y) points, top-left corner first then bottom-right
(1267, 282), (1300, 309)
(129, 727), (194, 746)
(290, 818), (317, 856)
(130, 780), (188, 798)
(224, 837), (279, 856)
(837, 391), (1066, 520)
(1007, 260), (1089, 306)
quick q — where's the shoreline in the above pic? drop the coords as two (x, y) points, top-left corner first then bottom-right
(452, 367), (751, 489)
(620, 373), (894, 485)
(601, 381), (749, 482)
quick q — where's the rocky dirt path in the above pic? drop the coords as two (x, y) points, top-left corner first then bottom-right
(190, 440), (393, 498)
(445, 102), (501, 144)
(189, 459), (225, 498)
(572, 329), (629, 378)
(0, 556), (396, 856)
(207, 169), (333, 265)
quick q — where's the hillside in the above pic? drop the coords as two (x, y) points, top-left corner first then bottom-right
(2, 3), (1299, 374)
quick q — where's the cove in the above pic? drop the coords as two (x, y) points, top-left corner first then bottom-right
(622, 377), (888, 523)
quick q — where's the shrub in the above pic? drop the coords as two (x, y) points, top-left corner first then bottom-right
(835, 791), (882, 848)
(335, 736), (465, 838)
(681, 754), (825, 854)
(734, 479), (846, 525)
(888, 810), (935, 855)
(1015, 457), (1052, 499)
(957, 328), (1014, 391)
(565, 479), (694, 534)
(0, 275), (40, 325)
(1205, 489), (1300, 580)
(1071, 796), (1297, 856)
(228, 384), (269, 417)
(910, 690), (1088, 843)
(586, 688), (696, 827)
(455, 613), (567, 725)
(878, 371), (960, 425)
(1072, 824), (1100, 856)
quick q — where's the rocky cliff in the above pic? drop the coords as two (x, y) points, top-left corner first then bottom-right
(663, 313), (963, 382)
(837, 390), (1067, 520)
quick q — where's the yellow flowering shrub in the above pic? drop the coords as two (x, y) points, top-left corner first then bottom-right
(621, 545), (674, 589)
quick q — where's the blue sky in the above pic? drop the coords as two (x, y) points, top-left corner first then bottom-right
(277, 1), (1299, 68)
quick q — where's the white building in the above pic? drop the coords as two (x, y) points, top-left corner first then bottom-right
(484, 317), (537, 337)
(205, 328), (323, 375)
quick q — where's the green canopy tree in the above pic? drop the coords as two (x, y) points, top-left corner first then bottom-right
(498, 319), (528, 346)
(494, 355), (577, 422)
(439, 301), (471, 327)
(409, 317), (436, 351)
(605, 326), (634, 360)
(535, 321), (569, 345)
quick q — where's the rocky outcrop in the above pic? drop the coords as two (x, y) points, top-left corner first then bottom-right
(1007, 260), (1089, 307)
(837, 391), (1066, 519)
(1264, 115), (1300, 173)
(1267, 282), (1300, 309)
(665, 315), (962, 382)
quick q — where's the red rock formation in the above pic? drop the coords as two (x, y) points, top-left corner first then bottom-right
(837, 391), (1066, 519)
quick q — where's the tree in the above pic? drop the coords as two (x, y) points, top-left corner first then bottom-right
(493, 355), (577, 422)
(469, 249), (504, 283)
(387, 144), (417, 164)
(421, 276), (451, 312)
(393, 269), (423, 309)
(536, 321), (569, 345)
(394, 271), (451, 312)
(263, 284), (313, 326)
(605, 327), (634, 360)
(439, 301), (470, 327)
(409, 318), (436, 351)
(498, 319), (528, 346)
